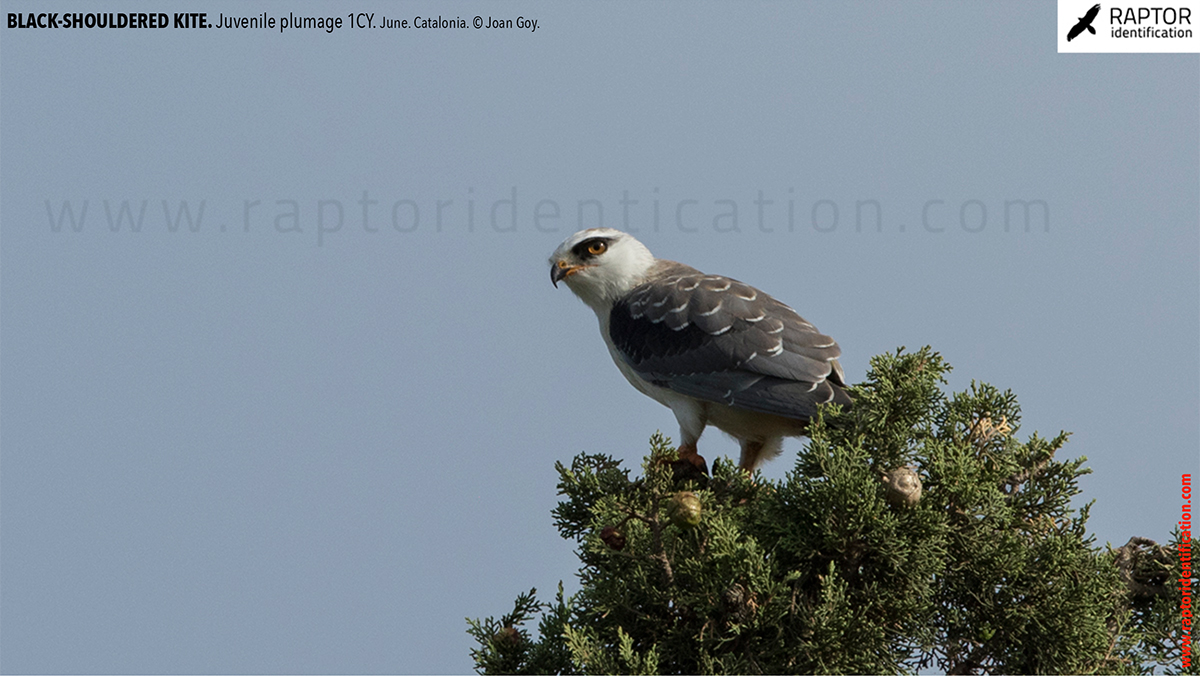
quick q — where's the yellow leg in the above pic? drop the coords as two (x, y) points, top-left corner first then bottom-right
(738, 440), (764, 474)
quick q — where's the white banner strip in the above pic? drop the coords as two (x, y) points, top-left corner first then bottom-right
(1059, 1), (1200, 52)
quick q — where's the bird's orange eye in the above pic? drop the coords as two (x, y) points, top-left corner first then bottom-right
(587, 241), (607, 256)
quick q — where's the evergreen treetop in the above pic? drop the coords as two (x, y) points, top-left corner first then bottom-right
(468, 347), (1196, 674)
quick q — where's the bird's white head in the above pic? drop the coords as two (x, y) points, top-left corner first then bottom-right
(549, 228), (656, 311)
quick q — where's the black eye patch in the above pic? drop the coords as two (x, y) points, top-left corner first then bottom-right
(572, 237), (611, 259)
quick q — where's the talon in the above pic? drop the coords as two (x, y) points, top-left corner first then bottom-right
(677, 443), (709, 476)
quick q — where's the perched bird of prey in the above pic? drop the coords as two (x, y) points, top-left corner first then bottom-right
(549, 228), (850, 473)
(1067, 4), (1100, 41)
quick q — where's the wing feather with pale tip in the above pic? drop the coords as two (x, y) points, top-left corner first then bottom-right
(608, 261), (850, 421)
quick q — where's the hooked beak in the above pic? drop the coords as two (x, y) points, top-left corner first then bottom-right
(551, 260), (584, 287)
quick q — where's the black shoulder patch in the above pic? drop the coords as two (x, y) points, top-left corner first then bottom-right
(609, 297), (709, 365)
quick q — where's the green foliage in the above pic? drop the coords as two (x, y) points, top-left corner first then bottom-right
(468, 347), (1197, 674)
(466, 585), (577, 675)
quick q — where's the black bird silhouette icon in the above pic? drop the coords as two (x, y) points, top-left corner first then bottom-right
(1068, 4), (1101, 41)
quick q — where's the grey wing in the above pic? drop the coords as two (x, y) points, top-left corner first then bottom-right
(608, 265), (850, 421)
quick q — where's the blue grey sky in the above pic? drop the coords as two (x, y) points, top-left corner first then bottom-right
(1, 2), (1196, 673)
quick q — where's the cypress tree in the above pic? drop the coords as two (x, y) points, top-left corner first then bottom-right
(467, 347), (1196, 674)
